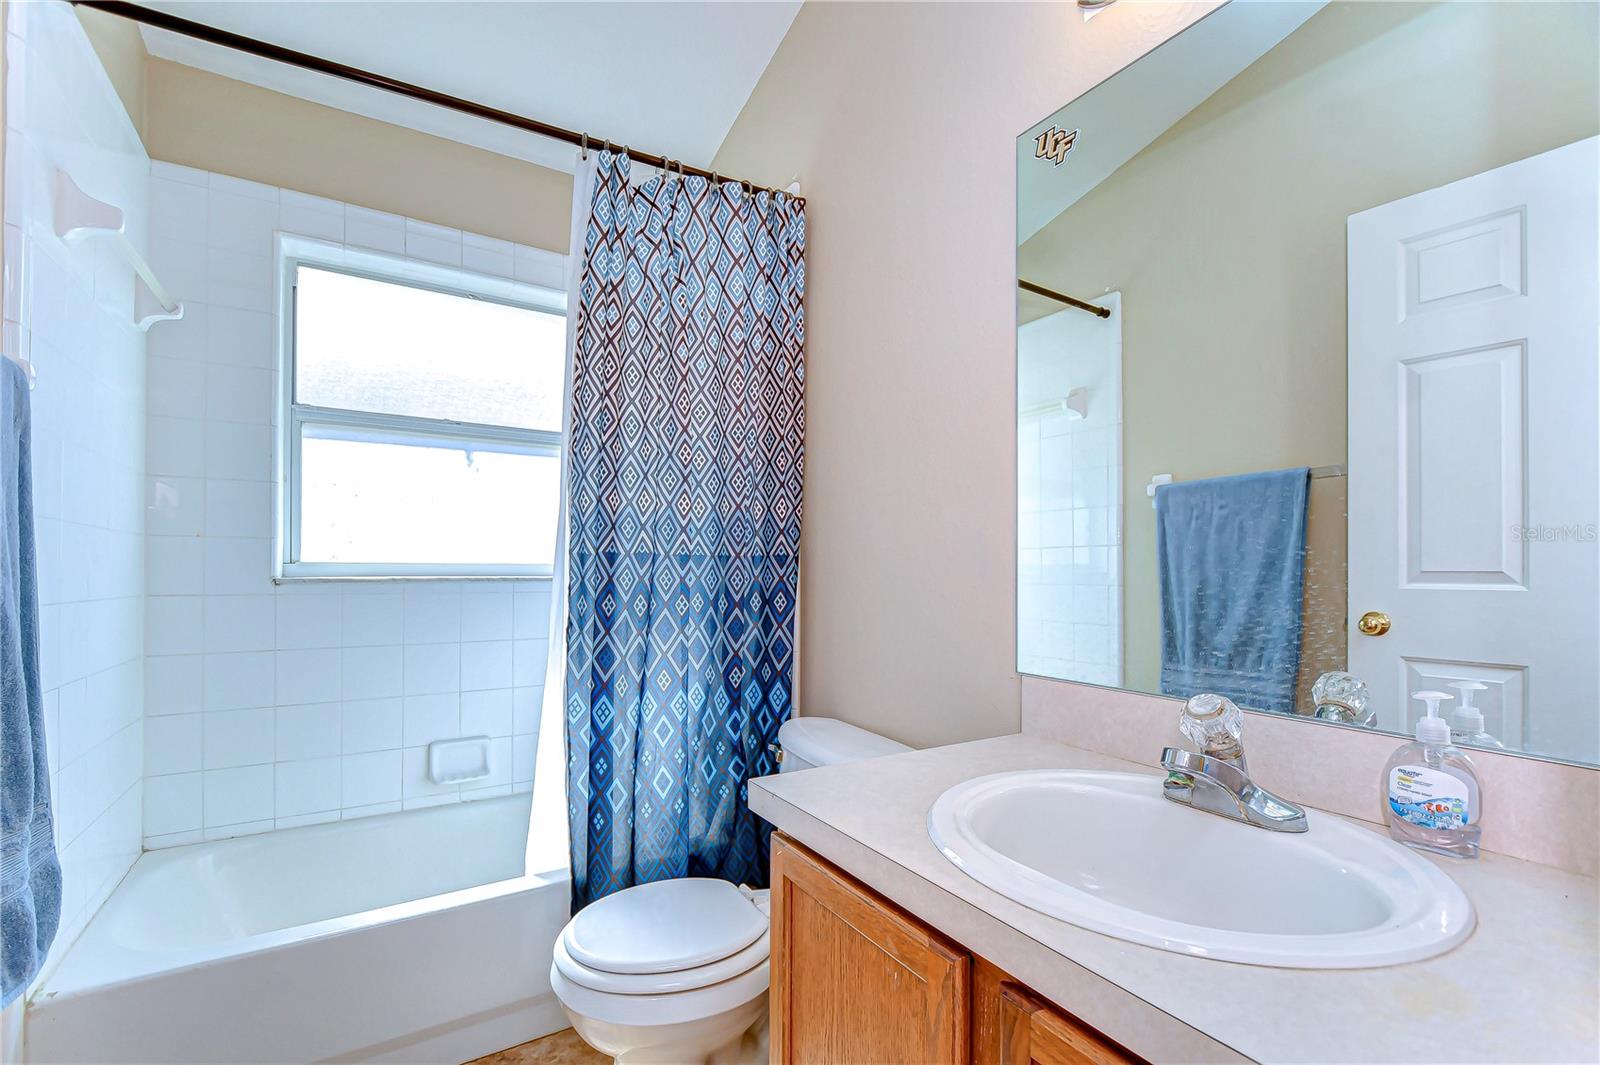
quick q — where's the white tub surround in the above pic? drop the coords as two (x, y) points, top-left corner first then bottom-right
(28, 795), (570, 1064)
(4, 0), (149, 977)
(141, 161), (566, 844)
(750, 735), (1598, 1065)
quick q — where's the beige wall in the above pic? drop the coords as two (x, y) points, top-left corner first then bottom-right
(1019, 1), (1599, 695)
(75, 6), (574, 251)
(70, 6), (576, 254)
(76, 5), (148, 136)
(712, 2), (1217, 748)
(143, 60), (572, 251)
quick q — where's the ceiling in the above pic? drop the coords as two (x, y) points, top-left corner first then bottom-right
(131, 1), (802, 172)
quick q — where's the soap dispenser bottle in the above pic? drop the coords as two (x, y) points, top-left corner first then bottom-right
(1448, 680), (1505, 749)
(1383, 690), (1482, 859)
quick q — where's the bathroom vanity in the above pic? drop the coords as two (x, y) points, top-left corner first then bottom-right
(946, 7), (1600, 1057)
(752, 734), (1599, 1064)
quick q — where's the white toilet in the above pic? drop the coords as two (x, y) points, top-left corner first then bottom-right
(772, 716), (913, 772)
(550, 717), (910, 1063)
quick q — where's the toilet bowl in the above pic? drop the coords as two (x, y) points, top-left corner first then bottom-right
(550, 878), (771, 1064)
(552, 717), (911, 1063)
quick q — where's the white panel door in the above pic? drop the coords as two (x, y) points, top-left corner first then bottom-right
(1347, 137), (1599, 762)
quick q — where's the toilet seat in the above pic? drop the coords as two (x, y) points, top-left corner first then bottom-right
(550, 878), (772, 1029)
(562, 878), (767, 975)
(549, 954), (770, 1029)
(555, 928), (770, 995)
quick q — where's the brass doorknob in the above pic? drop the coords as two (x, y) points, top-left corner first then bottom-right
(1357, 611), (1391, 637)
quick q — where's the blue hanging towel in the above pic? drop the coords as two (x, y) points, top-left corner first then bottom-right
(1156, 467), (1311, 714)
(2, 356), (61, 1007)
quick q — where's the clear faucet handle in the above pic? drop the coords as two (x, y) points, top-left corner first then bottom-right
(1179, 693), (1245, 761)
(1312, 670), (1373, 726)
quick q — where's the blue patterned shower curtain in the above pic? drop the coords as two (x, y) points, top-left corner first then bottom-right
(564, 152), (805, 909)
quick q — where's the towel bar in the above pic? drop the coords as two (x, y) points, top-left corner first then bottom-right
(1146, 465), (1346, 507)
(52, 168), (184, 333)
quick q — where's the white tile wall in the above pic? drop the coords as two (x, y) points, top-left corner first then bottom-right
(5, 1), (148, 974)
(1017, 305), (1124, 686)
(141, 163), (564, 846)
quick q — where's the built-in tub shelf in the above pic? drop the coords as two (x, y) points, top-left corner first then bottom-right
(52, 168), (184, 332)
(428, 735), (494, 784)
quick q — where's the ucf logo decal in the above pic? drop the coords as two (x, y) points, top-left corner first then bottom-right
(1034, 126), (1079, 168)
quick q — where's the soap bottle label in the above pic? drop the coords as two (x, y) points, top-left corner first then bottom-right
(1388, 765), (1470, 830)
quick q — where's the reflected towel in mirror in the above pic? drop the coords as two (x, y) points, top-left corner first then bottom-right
(1155, 467), (1310, 714)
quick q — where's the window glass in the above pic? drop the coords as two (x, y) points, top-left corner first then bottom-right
(294, 266), (566, 431)
(298, 428), (559, 567)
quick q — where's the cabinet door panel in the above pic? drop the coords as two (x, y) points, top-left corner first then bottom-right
(997, 984), (1138, 1065)
(771, 833), (970, 1065)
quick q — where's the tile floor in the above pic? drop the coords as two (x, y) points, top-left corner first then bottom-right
(469, 1027), (607, 1065)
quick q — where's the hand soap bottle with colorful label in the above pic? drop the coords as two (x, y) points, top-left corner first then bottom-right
(1383, 690), (1482, 859)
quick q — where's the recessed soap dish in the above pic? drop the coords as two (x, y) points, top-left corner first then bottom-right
(427, 736), (492, 784)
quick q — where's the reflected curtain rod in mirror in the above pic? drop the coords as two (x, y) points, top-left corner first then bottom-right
(1017, 279), (1111, 319)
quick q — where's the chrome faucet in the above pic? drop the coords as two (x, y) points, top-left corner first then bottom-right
(1159, 693), (1307, 833)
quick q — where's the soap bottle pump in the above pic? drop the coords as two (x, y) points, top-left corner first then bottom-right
(1382, 690), (1482, 859)
(1448, 681), (1504, 749)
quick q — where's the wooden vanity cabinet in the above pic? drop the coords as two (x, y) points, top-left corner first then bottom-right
(769, 832), (970, 1063)
(769, 833), (1141, 1065)
(988, 978), (1135, 1065)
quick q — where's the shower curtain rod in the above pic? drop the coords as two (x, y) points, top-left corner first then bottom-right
(71, 0), (802, 203)
(1017, 279), (1111, 319)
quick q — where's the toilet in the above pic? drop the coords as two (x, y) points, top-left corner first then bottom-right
(772, 716), (913, 773)
(550, 717), (911, 1063)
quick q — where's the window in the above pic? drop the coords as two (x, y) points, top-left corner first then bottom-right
(279, 248), (567, 579)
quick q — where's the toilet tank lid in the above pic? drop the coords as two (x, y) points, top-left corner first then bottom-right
(778, 717), (911, 767)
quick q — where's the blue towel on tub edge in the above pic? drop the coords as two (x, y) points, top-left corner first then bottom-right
(2, 356), (61, 1007)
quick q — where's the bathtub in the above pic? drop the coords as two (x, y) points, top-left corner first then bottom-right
(27, 795), (571, 1064)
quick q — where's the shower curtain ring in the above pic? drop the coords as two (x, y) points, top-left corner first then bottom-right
(580, 133), (589, 159)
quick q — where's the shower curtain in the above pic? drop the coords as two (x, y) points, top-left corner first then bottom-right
(564, 151), (805, 908)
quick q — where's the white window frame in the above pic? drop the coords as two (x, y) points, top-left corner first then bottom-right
(275, 235), (568, 581)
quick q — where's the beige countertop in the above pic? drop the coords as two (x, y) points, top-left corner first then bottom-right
(749, 734), (1599, 1065)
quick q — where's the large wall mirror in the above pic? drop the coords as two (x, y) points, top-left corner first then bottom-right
(1015, 0), (1599, 767)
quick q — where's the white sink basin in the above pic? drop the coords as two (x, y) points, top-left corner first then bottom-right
(927, 770), (1474, 968)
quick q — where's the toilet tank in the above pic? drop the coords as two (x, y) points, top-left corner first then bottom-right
(776, 717), (911, 773)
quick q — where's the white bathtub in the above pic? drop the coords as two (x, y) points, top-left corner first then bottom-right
(27, 795), (571, 1064)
